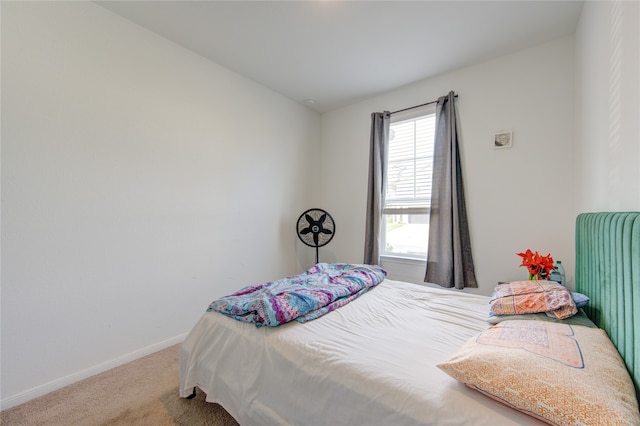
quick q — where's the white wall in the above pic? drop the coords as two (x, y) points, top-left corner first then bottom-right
(574, 1), (640, 213)
(320, 37), (575, 295)
(1, 2), (319, 408)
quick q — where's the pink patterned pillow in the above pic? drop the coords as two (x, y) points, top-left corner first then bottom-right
(490, 280), (577, 319)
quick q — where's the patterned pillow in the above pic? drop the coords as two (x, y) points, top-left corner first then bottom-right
(490, 280), (577, 319)
(438, 320), (640, 425)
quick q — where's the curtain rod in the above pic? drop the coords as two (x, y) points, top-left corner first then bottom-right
(390, 93), (458, 115)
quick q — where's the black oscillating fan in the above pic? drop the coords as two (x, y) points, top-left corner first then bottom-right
(296, 208), (335, 264)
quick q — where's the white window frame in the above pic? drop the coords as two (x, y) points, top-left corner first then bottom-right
(380, 104), (436, 262)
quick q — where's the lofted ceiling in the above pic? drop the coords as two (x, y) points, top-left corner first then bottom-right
(97, 1), (584, 113)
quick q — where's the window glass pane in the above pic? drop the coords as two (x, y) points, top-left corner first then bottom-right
(382, 214), (429, 257)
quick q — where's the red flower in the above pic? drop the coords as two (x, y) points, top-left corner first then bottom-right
(517, 249), (554, 280)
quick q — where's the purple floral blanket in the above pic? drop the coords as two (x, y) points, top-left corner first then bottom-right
(207, 263), (387, 327)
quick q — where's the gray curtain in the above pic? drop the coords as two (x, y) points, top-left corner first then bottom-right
(364, 111), (390, 265)
(425, 92), (477, 289)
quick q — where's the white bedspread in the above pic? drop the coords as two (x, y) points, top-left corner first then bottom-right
(180, 279), (544, 425)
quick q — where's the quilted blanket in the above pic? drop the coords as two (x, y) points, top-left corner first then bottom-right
(207, 263), (387, 327)
(490, 280), (577, 319)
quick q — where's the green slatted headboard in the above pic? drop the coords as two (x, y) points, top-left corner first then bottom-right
(576, 212), (640, 398)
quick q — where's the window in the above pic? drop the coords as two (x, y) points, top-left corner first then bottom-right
(381, 105), (436, 260)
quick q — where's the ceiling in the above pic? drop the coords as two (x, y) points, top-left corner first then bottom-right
(97, 1), (584, 113)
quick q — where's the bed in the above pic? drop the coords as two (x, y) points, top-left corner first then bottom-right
(179, 212), (640, 425)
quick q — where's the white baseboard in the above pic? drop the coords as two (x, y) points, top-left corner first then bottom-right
(0, 333), (188, 411)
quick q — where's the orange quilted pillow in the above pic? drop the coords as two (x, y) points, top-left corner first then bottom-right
(438, 320), (640, 425)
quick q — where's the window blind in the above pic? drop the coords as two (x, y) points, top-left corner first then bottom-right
(384, 113), (435, 214)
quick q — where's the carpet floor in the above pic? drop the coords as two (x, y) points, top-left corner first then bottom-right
(0, 344), (240, 426)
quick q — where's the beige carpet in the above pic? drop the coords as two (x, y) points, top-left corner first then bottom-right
(0, 344), (239, 426)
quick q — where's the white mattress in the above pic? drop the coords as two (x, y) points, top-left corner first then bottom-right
(179, 279), (544, 425)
